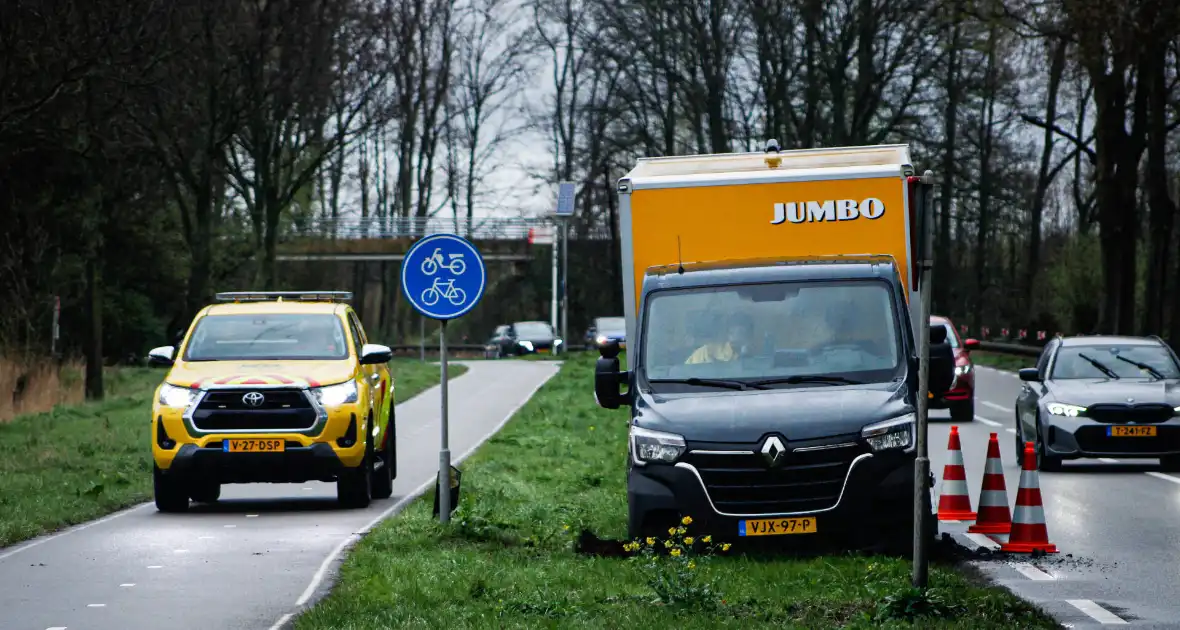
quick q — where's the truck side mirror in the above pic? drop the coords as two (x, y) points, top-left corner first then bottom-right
(926, 324), (954, 396)
(594, 342), (629, 409)
(148, 345), (175, 367)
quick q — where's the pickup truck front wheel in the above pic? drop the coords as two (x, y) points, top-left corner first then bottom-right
(153, 464), (190, 513)
(337, 433), (373, 509)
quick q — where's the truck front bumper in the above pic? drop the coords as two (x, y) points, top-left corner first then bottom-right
(161, 442), (354, 484)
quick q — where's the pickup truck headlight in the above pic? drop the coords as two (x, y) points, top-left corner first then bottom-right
(861, 414), (914, 451)
(314, 381), (358, 407)
(157, 383), (197, 409)
(518, 340), (534, 351)
(630, 426), (686, 465)
(1046, 403), (1085, 417)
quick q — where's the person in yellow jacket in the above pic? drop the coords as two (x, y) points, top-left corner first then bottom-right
(685, 313), (754, 364)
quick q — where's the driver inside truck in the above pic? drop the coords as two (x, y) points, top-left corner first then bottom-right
(685, 312), (754, 364)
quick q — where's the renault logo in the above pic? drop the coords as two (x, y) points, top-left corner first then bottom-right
(761, 436), (787, 467)
(242, 391), (265, 407)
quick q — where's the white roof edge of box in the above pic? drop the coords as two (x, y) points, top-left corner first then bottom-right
(626, 164), (904, 190)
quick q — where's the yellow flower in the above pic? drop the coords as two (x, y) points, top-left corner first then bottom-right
(590, 426), (595, 431)
(687, 561), (696, 569)
(681, 516), (693, 525)
(562, 524), (570, 531)
(676, 527), (687, 535)
(721, 543), (732, 551)
(671, 548), (682, 557)
(668, 527), (677, 536)
(645, 537), (656, 546)
(702, 535), (712, 543)
(664, 540), (673, 548)
(684, 537), (694, 545)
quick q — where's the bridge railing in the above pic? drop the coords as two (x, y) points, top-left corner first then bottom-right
(286, 216), (614, 241)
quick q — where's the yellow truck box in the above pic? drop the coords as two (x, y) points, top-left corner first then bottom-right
(616, 144), (921, 345)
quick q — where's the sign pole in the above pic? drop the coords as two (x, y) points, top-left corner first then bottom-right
(913, 171), (935, 589)
(419, 316), (425, 362)
(550, 225), (558, 333)
(438, 318), (451, 522)
(560, 217), (569, 353)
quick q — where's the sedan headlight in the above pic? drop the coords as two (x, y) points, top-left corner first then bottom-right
(1046, 403), (1085, 417)
(313, 381), (358, 407)
(861, 414), (914, 451)
(630, 426), (686, 465)
(157, 383), (197, 409)
(518, 340), (534, 351)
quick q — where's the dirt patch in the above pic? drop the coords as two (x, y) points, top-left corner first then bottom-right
(0, 356), (84, 422)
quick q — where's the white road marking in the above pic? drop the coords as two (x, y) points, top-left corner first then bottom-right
(942, 519), (961, 524)
(288, 367), (558, 611)
(224, 524), (236, 528)
(0, 503), (151, 563)
(1145, 472), (1180, 485)
(1066, 599), (1128, 624)
(965, 533), (1001, 550)
(87, 604), (105, 608)
(982, 401), (1009, 413)
(1005, 428), (1017, 434)
(46, 627), (67, 629)
(198, 536), (215, 540)
(147, 565), (162, 569)
(119, 583), (135, 587)
(303, 487), (314, 491)
(266, 613), (294, 630)
(173, 549), (189, 553)
(1010, 563), (1054, 580)
(973, 415), (1001, 427)
(246, 514), (259, 518)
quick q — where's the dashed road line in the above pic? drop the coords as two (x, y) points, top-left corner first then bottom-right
(973, 415), (1001, 427)
(981, 401), (1009, 413)
(174, 549), (189, 554)
(1005, 428), (1017, 434)
(119, 583), (135, 587)
(1145, 471), (1180, 485)
(46, 626), (67, 629)
(1066, 599), (1128, 624)
(224, 524), (237, 528)
(246, 514), (259, 518)
(147, 565), (162, 569)
(87, 604), (105, 608)
(1010, 563), (1054, 580)
(965, 533), (1000, 550)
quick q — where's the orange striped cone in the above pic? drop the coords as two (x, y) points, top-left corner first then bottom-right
(937, 426), (976, 521)
(1000, 442), (1058, 553)
(968, 432), (1011, 535)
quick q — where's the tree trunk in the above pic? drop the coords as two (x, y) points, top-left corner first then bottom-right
(935, 0), (962, 314)
(1026, 37), (1067, 311)
(84, 252), (104, 401)
(1142, 35), (1175, 335)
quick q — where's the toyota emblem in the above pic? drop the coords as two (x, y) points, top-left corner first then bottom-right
(242, 391), (265, 407)
(761, 435), (787, 467)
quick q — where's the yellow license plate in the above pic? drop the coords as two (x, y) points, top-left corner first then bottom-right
(224, 438), (285, 453)
(538, 348), (550, 353)
(739, 517), (817, 536)
(928, 392), (934, 398)
(1108, 425), (1157, 437)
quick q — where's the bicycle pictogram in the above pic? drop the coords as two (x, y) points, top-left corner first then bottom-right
(421, 248), (466, 276)
(420, 277), (468, 307)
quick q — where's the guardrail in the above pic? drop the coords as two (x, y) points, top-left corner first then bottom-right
(976, 341), (1043, 357)
(284, 216), (614, 241)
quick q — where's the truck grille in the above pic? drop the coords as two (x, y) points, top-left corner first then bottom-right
(1085, 403), (1175, 424)
(682, 442), (865, 515)
(192, 388), (317, 432)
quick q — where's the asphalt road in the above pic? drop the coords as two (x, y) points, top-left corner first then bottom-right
(932, 365), (1180, 628)
(0, 360), (560, 630)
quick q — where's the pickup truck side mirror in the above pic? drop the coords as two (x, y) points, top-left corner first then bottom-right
(148, 345), (175, 367)
(359, 343), (393, 364)
(926, 325), (955, 396)
(594, 340), (629, 409)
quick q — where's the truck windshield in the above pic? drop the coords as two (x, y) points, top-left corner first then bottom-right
(183, 314), (350, 361)
(640, 280), (903, 388)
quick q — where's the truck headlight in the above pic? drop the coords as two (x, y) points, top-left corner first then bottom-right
(1046, 403), (1085, 417)
(861, 414), (914, 451)
(314, 381), (358, 407)
(630, 426), (686, 465)
(157, 383), (197, 409)
(518, 340), (534, 351)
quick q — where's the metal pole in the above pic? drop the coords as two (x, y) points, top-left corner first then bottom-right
(419, 316), (425, 362)
(913, 173), (935, 588)
(550, 226), (558, 333)
(438, 319), (451, 523)
(560, 218), (569, 352)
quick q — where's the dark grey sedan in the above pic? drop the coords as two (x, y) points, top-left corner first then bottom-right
(1015, 335), (1180, 471)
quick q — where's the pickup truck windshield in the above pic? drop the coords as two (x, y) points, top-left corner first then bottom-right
(640, 280), (903, 389)
(183, 313), (350, 361)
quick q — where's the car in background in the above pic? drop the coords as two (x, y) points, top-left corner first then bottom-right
(584, 316), (626, 351)
(484, 324), (511, 358)
(506, 321), (563, 356)
(928, 315), (979, 423)
(1015, 335), (1180, 471)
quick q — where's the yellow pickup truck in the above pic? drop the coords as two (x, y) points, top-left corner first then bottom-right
(147, 291), (395, 511)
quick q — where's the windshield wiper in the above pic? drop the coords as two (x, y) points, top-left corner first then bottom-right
(1078, 353), (1120, 379)
(748, 374), (865, 387)
(1113, 355), (1165, 380)
(648, 377), (768, 391)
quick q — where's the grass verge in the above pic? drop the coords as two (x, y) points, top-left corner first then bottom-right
(970, 351), (1032, 372)
(0, 359), (466, 549)
(294, 354), (1056, 629)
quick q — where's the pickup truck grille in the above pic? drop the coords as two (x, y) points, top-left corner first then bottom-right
(192, 388), (318, 432)
(682, 442), (865, 515)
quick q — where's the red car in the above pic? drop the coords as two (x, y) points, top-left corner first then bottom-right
(929, 315), (979, 422)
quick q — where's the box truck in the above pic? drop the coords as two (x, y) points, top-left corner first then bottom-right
(594, 141), (955, 552)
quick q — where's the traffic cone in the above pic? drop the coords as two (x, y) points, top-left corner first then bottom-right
(1000, 442), (1058, 553)
(937, 426), (976, 521)
(968, 432), (1011, 535)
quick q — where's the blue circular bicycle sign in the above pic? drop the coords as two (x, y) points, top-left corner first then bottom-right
(401, 234), (486, 320)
